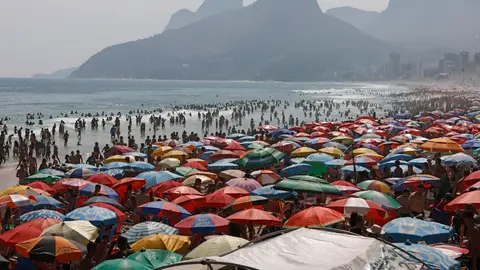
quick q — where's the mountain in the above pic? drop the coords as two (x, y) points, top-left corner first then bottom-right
(32, 67), (77, 78)
(327, 0), (480, 51)
(164, 0), (243, 31)
(71, 0), (393, 81)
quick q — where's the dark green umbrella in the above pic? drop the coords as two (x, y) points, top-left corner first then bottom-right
(92, 258), (151, 270)
(274, 179), (341, 195)
(127, 249), (183, 268)
(175, 167), (198, 176)
(238, 148), (285, 169)
(287, 175), (329, 184)
(26, 174), (61, 184)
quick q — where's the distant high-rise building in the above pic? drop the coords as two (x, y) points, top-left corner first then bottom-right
(438, 59), (445, 73)
(444, 53), (459, 71)
(474, 53), (480, 65)
(390, 52), (401, 76)
(460, 51), (469, 71)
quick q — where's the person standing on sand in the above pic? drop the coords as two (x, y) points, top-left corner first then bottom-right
(28, 153), (37, 175)
(63, 131), (69, 146)
(75, 150), (83, 164)
(16, 159), (27, 184)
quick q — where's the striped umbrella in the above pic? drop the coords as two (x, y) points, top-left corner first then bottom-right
(0, 194), (36, 208)
(281, 164), (312, 177)
(352, 190), (401, 209)
(357, 180), (391, 193)
(331, 180), (360, 193)
(136, 201), (191, 219)
(284, 207), (345, 228)
(79, 183), (118, 200)
(207, 159), (239, 172)
(41, 220), (99, 246)
(345, 156), (378, 168)
(31, 195), (63, 210)
(394, 242), (460, 270)
(102, 162), (130, 170)
(137, 171), (183, 190)
(123, 221), (179, 244)
(175, 214), (230, 235)
(65, 168), (95, 180)
(89, 203), (127, 222)
(101, 169), (125, 180)
(420, 138), (464, 153)
(251, 170), (281, 185)
(393, 174), (441, 189)
(19, 210), (65, 222)
(65, 206), (117, 226)
(327, 197), (387, 220)
(16, 236), (86, 263)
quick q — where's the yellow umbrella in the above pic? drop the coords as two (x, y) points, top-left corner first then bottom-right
(131, 234), (191, 253)
(353, 148), (378, 156)
(162, 150), (188, 160)
(331, 136), (354, 145)
(152, 146), (173, 158)
(291, 147), (317, 158)
(183, 175), (214, 187)
(185, 235), (248, 259)
(318, 147), (344, 158)
(0, 186), (50, 197)
(41, 221), (98, 246)
(104, 155), (134, 164)
(158, 158), (181, 169)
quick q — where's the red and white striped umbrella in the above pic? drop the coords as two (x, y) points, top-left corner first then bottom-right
(327, 197), (386, 220)
(0, 194), (36, 208)
(331, 180), (360, 194)
(251, 170), (281, 185)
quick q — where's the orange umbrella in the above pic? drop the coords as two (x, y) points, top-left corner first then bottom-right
(226, 209), (282, 226)
(215, 186), (249, 199)
(0, 218), (61, 247)
(16, 236), (86, 263)
(87, 174), (118, 187)
(284, 207), (344, 228)
(420, 138), (464, 153)
(172, 195), (206, 212)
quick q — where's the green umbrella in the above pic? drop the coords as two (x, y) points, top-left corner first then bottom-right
(287, 175), (329, 184)
(247, 143), (265, 150)
(473, 148), (480, 156)
(274, 179), (341, 195)
(26, 174), (61, 184)
(35, 169), (65, 177)
(92, 258), (151, 270)
(127, 249), (183, 268)
(175, 167), (198, 176)
(352, 190), (401, 209)
(238, 148), (285, 170)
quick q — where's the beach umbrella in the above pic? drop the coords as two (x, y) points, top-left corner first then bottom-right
(35, 169), (65, 177)
(61, 178), (91, 189)
(158, 158), (180, 168)
(82, 196), (124, 210)
(352, 190), (401, 209)
(238, 136), (255, 142)
(258, 125), (278, 131)
(389, 165), (422, 175)
(224, 195), (269, 212)
(163, 150), (188, 160)
(226, 208), (281, 226)
(65, 206), (117, 226)
(357, 180), (391, 193)
(284, 207), (344, 228)
(331, 180), (360, 193)
(130, 234), (191, 253)
(16, 236), (86, 263)
(137, 171), (183, 190)
(25, 174), (61, 184)
(306, 138), (330, 149)
(390, 147), (422, 157)
(325, 159), (347, 168)
(209, 150), (240, 162)
(357, 152), (385, 161)
(185, 235), (248, 259)
(381, 154), (414, 164)
(182, 175), (214, 187)
(339, 165), (370, 173)
(108, 145), (135, 156)
(0, 194), (36, 209)
(441, 153), (477, 167)
(0, 218), (61, 247)
(137, 201), (191, 219)
(226, 133), (246, 139)
(88, 174), (118, 187)
(128, 161), (155, 172)
(175, 167), (198, 177)
(102, 162), (130, 170)
(19, 210), (65, 222)
(238, 148), (285, 170)
(41, 220), (99, 246)
(271, 141), (298, 153)
(65, 168), (94, 180)
(226, 178), (262, 192)
(248, 142), (266, 150)
(124, 151), (148, 158)
(394, 242), (460, 270)
(79, 183), (118, 199)
(461, 139), (480, 149)
(322, 142), (348, 151)
(431, 244), (469, 259)
(378, 160), (408, 170)
(31, 195), (63, 210)
(407, 157), (428, 167)
(281, 163), (312, 177)
(181, 162), (208, 172)
(382, 218), (454, 244)
(150, 181), (183, 197)
(327, 198), (387, 220)
(291, 147), (317, 158)
(163, 186), (202, 200)
(460, 170), (480, 187)
(251, 185), (293, 199)
(251, 170), (281, 185)
(219, 169), (246, 180)
(445, 190), (480, 212)
(27, 181), (55, 194)
(357, 143), (380, 153)
(93, 258), (151, 270)
(288, 175), (328, 184)
(420, 138), (464, 153)
(111, 177), (145, 193)
(172, 195), (206, 212)
(269, 128), (294, 137)
(393, 174), (441, 189)
(345, 156), (377, 168)
(352, 148), (378, 156)
(331, 136), (354, 145)
(175, 214), (230, 235)
(128, 249), (183, 269)
(205, 191), (236, 208)
(124, 221), (179, 244)
(207, 160), (239, 172)
(215, 186), (250, 198)
(69, 163), (97, 170)
(318, 147), (344, 158)
(305, 153), (334, 163)
(224, 143), (246, 152)
(274, 179), (341, 195)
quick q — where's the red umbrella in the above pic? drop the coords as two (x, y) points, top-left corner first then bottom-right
(271, 141), (297, 153)
(284, 207), (345, 228)
(51, 179), (69, 193)
(209, 150), (240, 162)
(224, 195), (269, 212)
(331, 180), (361, 193)
(327, 197), (387, 221)
(111, 178), (146, 191)
(181, 161), (208, 172)
(0, 218), (61, 247)
(163, 186), (202, 200)
(172, 195), (206, 212)
(27, 181), (55, 194)
(460, 171), (480, 188)
(205, 191), (235, 208)
(149, 181), (183, 197)
(215, 186), (249, 199)
(89, 202), (127, 222)
(446, 190), (480, 212)
(226, 209), (281, 226)
(224, 143), (246, 151)
(87, 174), (118, 187)
(61, 179), (91, 189)
(175, 214), (229, 235)
(107, 145), (135, 156)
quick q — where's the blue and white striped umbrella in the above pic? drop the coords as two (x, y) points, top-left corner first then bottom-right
(395, 242), (460, 270)
(65, 206), (117, 226)
(65, 168), (95, 180)
(127, 162), (155, 172)
(101, 169), (125, 179)
(123, 221), (178, 243)
(138, 171), (183, 189)
(123, 152), (147, 158)
(102, 162), (130, 170)
(382, 217), (454, 244)
(19, 209), (65, 222)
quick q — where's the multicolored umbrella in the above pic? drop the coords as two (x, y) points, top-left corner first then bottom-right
(291, 147), (317, 158)
(150, 181), (183, 197)
(251, 185), (293, 199)
(65, 168), (94, 180)
(0, 194), (36, 208)
(89, 202), (127, 222)
(25, 174), (61, 184)
(87, 174), (118, 187)
(92, 258), (151, 270)
(394, 242), (460, 270)
(318, 147), (344, 158)
(226, 208), (281, 226)
(339, 165), (370, 173)
(185, 235), (248, 259)
(111, 177), (146, 197)
(19, 209), (65, 222)
(357, 180), (391, 193)
(441, 153), (477, 167)
(331, 180), (360, 193)
(0, 218), (61, 247)
(431, 244), (469, 259)
(31, 195), (63, 210)
(352, 190), (401, 209)
(393, 174), (441, 189)
(250, 170), (281, 185)
(79, 183), (118, 200)
(207, 159), (240, 172)
(130, 234), (191, 253)
(128, 249), (183, 269)
(274, 179), (341, 195)
(175, 214), (230, 235)
(35, 169), (65, 177)
(16, 236), (86, 263)
(61, 178), (91, 189)
(65, 206), (117, 226)
(41, 220), (99, 246)
(137, 171), (183, 189)
(171, 195), (206, 212)
(123, 221), (179, 244)
(224, 195), (269, 212)
(102, 161), (130, 170)
(163, 186), (202, 200)
(226, 178), (262, 192)
(284, 207), (345, 228)
(345, 156), (377, 168)
(280, 163), (312, 177)
(382, 217), (454, 244)
(136, 201), (191, 219)
(82, 196), (124, 210)
(327, 197), (387, 220)
(238, 148), (285, 169)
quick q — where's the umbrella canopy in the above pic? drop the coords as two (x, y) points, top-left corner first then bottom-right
(226, 208), (281, 226)
(35, 169), (65, 177)
(128, 249), (183, 269)
(175, 167), (198, 177)
(284, 207), (345, 228)
(137, 201), (191, 219)
(20, 209), (65, 222)
(138, 171), (183, 189)
(251, 185), (293, 200)
(111, 178), (146, 195)
(172, 195), (206, 212)
(181, 161), (209, 172)
(88, 174), (118, 187)
(41, 220), (99, 246)
(445, 190), (480, 212)
(185, 235), (248, 259)
(331, 180), (360, 193)
(327, 197), (387, 220)
(163, 150), (188, 160)
(0, 194), (36, 208)
(205, 192), (236, 208)
(82, 196), (125, 210)
(431, 244), (469, 259)
(441, 153), (477, 167)
(102, 162), (130, 170)
(61, 178), (91, 189)
(124, 221), (179, 244)
(89, 203), (127, 222)
(420, 138), (464, 153)
(238, 148), (285, 169)
(27, 181), (55, 194)
(219, 169), (246, 181)
(150, 181), (184, 197)
(65, 168), (95, 180)
(131, 234), (191, 253)
(92, 258), (152, 270)
(274, 179), (341, 195)
(0, 185), (50, 197)
(345, 156), (377, 168)
(318, 147), (344, 158)
(224, 195), (269, 212)
(280, 164), (312, 177)
(175, 214), (230, 235)
(31, 195), (63, 210)
(226, 178), (262, 192)
(250, 170), (281, 185)
(0, 218), (61, 247)
(339, 165), (370, 173)
(352, 190), (401, 209)
(158, 158), (180, 169)
(25, 174), (61, 184)
(207, 160), (240, 172)
(163, 186), (202, 200)
(325, 159), (347, 168)
(79, 183), (119, 200)
(394, 242), (460, 270)
(291, 147), (317, 158)
(182, 175), (214, 187)
(65, 206), (117, 226)
(382, 217), (454, 244)
(127, 162), (155, 172)
(357, 180), (391, 193)
(16, 236), (86, 263)
(394, 174), (441, 189)
(215, 186), (250, 199)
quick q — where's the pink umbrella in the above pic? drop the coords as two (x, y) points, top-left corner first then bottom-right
(226, 178), (262, 192)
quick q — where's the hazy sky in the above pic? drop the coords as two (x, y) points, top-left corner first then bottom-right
(0, 0), (388, 77)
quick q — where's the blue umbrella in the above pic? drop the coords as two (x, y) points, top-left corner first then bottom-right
(305, 153), (334, 163)
(393, 113), (410, 119)
(31, 195), (63, 210)
(269, 128), (294, 138)
(389, 165), (422, 174)
(226, 134), (246, 140)
(382, 217), (454, 244)
(123, 152), (147, 158)
(101, 169), (125, 179)
(19, 209), (65, 222)
(123, 221), (179, 244)
(290, 158), (306, 164)
(137, 171), (183, 190)
(340, 165), (370, 173)
(325, 159), (347, 168)
(102, 162), (130, 170)
(380, 154), (414, 164)
(441, 153), (477, 167)
(202, 146), (220, 152)
(322, 142), (348, 151)
(128, 162), (155, 172)
(79, 183), (119, 200)
(82, 196), (125, 210)
(281, 164), (312, 177)
(379, 160), (408, 169)
(408, 158), (428, 168)
(238, 136), (255, 142)
(65, 168), (95, 179)
(199, 151), (215, 161)
(395, 242), (460, 270)
(251, 185), (294, 199)
(208, 160), (239, 172)
(65, 206), (117, 226)
(461, 139), (480, 149)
